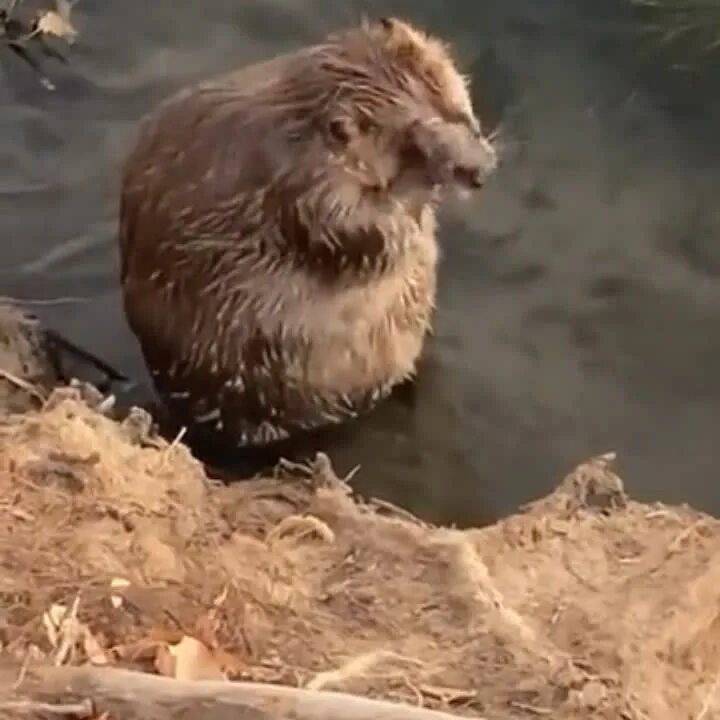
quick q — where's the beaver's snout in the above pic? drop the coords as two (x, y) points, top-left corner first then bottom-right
(409, 118), (498, 191)
(452, 133), (497, 189)
(454, 165), (486, 188)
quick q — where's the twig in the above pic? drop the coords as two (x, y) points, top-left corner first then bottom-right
(20, 665), (486, 720)
(368, 497), (429, 527)
(12, 652), (32, 690)
(156, 426), (187, 470)
(0, 367), (46, 402)
(266, 514), (335, 545)
(167, 426), (187, 451)
(0, 699), (94, 717)
(509, 700), (552, 716)
(53, 592), (82, 666)
(305, 650), (423, 691)
(0, 295), (90, 306)
(96, 394), (116, 414)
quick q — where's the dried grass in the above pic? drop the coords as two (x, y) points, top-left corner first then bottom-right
(1, 388), (720, 719)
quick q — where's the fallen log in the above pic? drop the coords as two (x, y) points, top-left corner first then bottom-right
(2, 665), (485, 720)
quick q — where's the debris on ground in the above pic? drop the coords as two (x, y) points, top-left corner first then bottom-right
(1, 309), (719, 719)
(0, 0), (77, 90)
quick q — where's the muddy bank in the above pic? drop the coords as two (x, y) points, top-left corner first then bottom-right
(1, 306), (720, 720)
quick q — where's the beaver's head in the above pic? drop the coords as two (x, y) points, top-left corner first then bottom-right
(296, 17), (497, 206)
(119, 17), (498, 284)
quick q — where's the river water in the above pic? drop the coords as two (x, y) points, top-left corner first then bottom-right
(1, 0), (720, 526)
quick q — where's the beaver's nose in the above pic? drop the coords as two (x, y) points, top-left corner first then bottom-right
(454, 165), (486, 188)
(459, 136), (498, 188)
(467, 167), (487, 188)
(469, 170), (488, 188)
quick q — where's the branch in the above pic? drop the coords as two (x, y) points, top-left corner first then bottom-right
(0, 699), (93, 717)
(10, 665), (484, 720)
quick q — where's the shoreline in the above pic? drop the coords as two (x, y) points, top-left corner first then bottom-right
(1, 304), (719, 719)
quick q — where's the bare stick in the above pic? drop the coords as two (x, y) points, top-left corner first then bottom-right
(14, 665), (486, 720)
(0, 368), (45, 402)
(0, 699), (93, 717)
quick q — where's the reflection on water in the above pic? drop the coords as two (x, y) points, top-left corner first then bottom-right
(1, 0), (720, 526)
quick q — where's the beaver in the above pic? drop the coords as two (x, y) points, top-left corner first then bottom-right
(118, 17), (498, 450)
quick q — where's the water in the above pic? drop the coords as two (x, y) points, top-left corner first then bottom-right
(2, 0), (720, 526)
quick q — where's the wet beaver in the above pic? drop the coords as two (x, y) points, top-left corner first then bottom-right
(118, 17), (497, 449)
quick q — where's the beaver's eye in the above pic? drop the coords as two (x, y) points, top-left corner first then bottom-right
(328, 118), (353, 145)
(400, 127), (429, 169)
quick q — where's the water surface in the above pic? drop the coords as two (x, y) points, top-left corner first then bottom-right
(2, 0), (720, 526)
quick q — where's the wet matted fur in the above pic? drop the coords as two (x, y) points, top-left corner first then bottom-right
(118, 17), (498, 449)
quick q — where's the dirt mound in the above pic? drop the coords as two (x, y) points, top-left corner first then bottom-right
(0, 303), (719, 719)
(0, 383), (718, 720)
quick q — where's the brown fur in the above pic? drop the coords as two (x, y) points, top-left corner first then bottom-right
(118, 17), (497, 448)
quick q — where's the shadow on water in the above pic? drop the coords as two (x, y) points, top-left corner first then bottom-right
(2, 0), (720, 527)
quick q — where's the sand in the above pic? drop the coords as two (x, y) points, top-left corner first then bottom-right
(1, 303), (720, 720)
